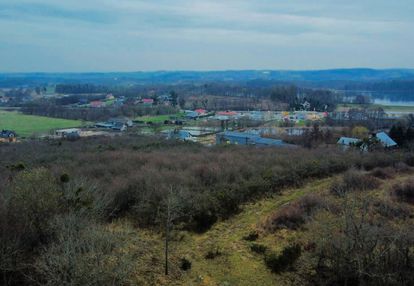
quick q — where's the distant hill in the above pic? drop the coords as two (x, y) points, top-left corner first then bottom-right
(1, 68), (414, 88)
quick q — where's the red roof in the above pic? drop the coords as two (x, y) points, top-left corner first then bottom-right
(90, 101), (104, 107)
(217, 111), (238, 116)
(195, 109), (207, 114)
(142, 98), (154, 103)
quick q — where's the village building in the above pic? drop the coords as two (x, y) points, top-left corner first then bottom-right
(337, 137), (361, 149)
(55, 128), (81, 138)
(216, 131), (294, 147)
(0, 130), (17, 142)
(376, 132), (397, 148)
(142, 98), (154, 105)
(90, 100), (105, 108)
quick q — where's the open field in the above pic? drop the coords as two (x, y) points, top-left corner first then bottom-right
(135, 112), (184, 123)
(0, 111), (85, 137)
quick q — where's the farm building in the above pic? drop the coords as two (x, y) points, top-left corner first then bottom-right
(107, 117), (133, 127)
(55, 128), (81, 138)
(90, 101), (105, 108)
(216, 131), (293, 147)
(376, 132), (397, 147)
(142, 98), (154, 105)
(337, 137), (361, 150)
(0, 130), (17, 142)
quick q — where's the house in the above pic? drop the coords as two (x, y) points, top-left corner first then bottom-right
(185, 111), (199, 120)
(217, 111), (238, 116)
(286, 128), (306, 136)
(0, 130), (17, 142)
(337, 137), (361, 149)
(55, 128), (81, 138)
(216, 131), (294, 147)
(376, 132), (397, 148)
(195, 109), (207, 115)
(95, 122), (114, 129)
(106, 94), (115, 100)
(111, 122), (127, 132)
(90, 100), (105, 108)
(0, 96), (10, 104)
(107, 117), (133, 127)
(163, 129), (196, 142)
(142, 98), (154, 105)
(95, 120), (128, 132)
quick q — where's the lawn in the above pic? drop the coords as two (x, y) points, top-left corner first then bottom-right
(135, 112), (184, 123)
(0, 111), (85, 137)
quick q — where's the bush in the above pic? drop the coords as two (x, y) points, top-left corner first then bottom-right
(264, 194), (326, 231)
(391, 180), (414, 204)
(330, 170), (380, 196)
(370, 167), (395, 179)
(373, 199), (412, 219)
(243, 230), (259, 241)
(33, 214), (133, 286)
(394, 162), (411, 173)
(250, 243), (267, 254)
(205, 247), (222, 260)
(307, 199), (414, 286)
(180, 257), (192, 271)
(264, 244), (301, 273)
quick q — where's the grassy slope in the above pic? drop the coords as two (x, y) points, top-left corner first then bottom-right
(0, 111), (85, 137)
(117, 178), (332, 285)
(118, 170), (414, 286)
(177, 178), (332, 286)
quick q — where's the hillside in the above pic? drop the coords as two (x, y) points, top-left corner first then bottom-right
(114, 169), (414, 285)
(0, 137), (413, 285)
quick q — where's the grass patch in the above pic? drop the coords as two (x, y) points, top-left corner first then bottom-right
(0, 111), (85, 137)
(135, 112), (184, 123)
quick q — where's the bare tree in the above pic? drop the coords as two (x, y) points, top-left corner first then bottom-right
(161, 186), (184, 275)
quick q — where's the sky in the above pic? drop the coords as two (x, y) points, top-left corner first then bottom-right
(0, 0), (413, 72)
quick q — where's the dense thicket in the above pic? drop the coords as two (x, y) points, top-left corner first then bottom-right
(1, 136), (414, 285)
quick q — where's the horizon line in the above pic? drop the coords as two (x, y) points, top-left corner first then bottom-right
(1, 67), (414, 75)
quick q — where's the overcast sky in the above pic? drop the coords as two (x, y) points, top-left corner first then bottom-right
(1, 0), (413, 72)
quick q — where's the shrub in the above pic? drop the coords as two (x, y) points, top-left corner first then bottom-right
(243, 230), (259, 241)
(264, 194), (326, 231)
(180, 258), (192, 271)
(404, 154), (414, 167)
(391, 180), (414, 204)
(33, 214), (133, 286)
(370, 167), (395, 180)
(265, 204), (305, 231)
(250, 243), (267, 254)
(373, 200), (412, 219)
(264, 244), (301, 273)
(205, 247), (222, 260)
(308, 200), (414, 286)
(60, 173), (70, 183)
(330, 170), (380, 196)
(394, 162), (411, 173)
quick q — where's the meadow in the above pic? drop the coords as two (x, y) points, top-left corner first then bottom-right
(0, 110), (85, 137)
(135, 112), (184, 123)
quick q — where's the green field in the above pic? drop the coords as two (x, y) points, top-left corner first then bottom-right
(135, 112), (184, 123)
(0, 111), (85, 137)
